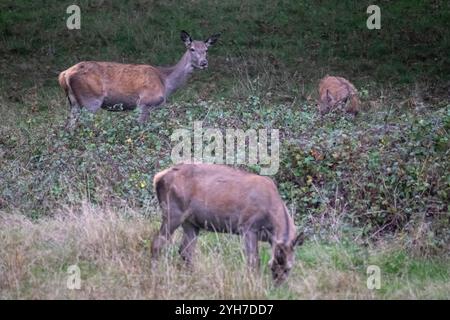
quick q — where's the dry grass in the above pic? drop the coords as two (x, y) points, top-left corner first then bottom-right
(2, 203), (447, 299)
(0, 203), (270, 299)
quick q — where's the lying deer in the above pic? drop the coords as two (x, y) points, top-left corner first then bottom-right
(152, 163), (304, 285)
(318, 75), (360, 115)
(58, 31), (220, 128)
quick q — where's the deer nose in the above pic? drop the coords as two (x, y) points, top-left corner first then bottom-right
(200, 60), (208, 67)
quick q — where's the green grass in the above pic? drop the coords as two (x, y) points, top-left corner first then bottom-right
(1, 0), (449, 98)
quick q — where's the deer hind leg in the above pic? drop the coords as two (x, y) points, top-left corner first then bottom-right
(138, 95), (165, 123)
(69, 75), (104, 114)
(78, 96), (104, 113)
(65, 93), (81, 130)
(179, 222), (199, 267)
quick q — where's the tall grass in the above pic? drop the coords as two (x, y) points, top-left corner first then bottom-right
(1, 203), (449, 299)
(0, 203), (268, 299)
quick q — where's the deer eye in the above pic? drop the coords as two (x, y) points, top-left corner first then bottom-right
(190, 48), (195, 52)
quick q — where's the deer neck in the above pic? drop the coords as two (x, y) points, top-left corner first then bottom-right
(271, 205), (295, 246)
(159, 51), (194, 97)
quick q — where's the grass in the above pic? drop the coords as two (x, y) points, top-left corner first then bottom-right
(1, 203), (448, 299)
(0, 0), (449, 299)
(1, 1), (449, 99)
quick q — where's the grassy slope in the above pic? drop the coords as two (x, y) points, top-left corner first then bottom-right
(0, 0), (449, 299)
(1, 1), (449, 97)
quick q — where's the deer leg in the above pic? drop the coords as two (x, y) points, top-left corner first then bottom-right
(65, 94), (81, 130)
(80, 97), (103, 113)
(138, 105), (151, 123)
(138, 95), (164, 123)
(151, 208), (184, 262)
(179, 222), (199, 267)
(68, 76), (104, 114)
(243, 231), (260, 271)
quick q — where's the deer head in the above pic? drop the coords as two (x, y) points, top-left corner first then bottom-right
(318, 89), (338, 114)
(269, 232), (304, 285)
(180, 30), (221, 69)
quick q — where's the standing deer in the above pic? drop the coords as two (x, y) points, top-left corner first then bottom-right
(58, 31), (220, 128)
(152, 163), (304, 285)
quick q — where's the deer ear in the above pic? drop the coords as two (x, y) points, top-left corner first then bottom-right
(326, 89), (333, 103)
(293, 232), (305, 247)
(205, 33), (221, 47)
(274, 244), (286, 264)
(180, 30), (192, 47)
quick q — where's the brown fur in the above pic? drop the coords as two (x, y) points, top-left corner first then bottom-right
(152, 163), (304, 284)
(58, 31), (220, 128)
(318, 76), (360, 115)
(60, 62), (165, 111)
(58, 71), (68, 94)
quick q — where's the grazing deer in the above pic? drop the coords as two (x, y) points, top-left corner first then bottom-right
(152, 163), (304, 285)
(58, 31), (220, 128)
(318, 75), (360, 115)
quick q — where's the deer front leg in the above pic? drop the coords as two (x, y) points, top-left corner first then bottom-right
(138, 95), (165, 123)
(179, 222), (199, 267)
(138, 105), (151, 123)
(151, 212), (183, 262)
(243, 231), (260, 271)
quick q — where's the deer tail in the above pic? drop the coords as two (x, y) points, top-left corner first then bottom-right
(153, 167), (178, 205)
(58, 71), (68, 93)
